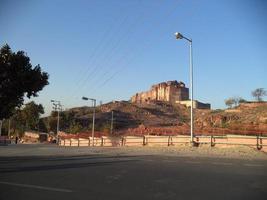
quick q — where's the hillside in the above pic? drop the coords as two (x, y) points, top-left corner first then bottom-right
(57, 101), (267, 136)
(64, 100), (188, 130)
(194, 102), (267, 135)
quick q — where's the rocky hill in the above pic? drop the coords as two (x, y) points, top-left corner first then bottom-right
(60, 101), (267, 136)
(63, 100), (188, 131)
(194, 102), (267, 135)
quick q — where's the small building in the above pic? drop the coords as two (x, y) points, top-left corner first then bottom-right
(176, 100), (211, 109)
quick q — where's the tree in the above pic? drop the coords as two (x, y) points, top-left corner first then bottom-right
(21, 101), (44, 130)
(0, 44), (49, 120)
(252, 88), (267, 102)
(225, 96), (247, 109)
(233, 97), (247, 106)
(38, 118), (48, 133)
(238, 98), (247, 103)
(68, 121), (83, 134)
(11, 101), (44, 133)
(225, 98), (235, 108)
(48, 114), (58, 134)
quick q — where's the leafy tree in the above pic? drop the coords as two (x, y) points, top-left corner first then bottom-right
(252, 88), (267, 102)
(60, 111), (75, 129)
(38, 118), (48, 133)
(22, 101), (44, 130)
(11, 101), (44, 132)
(225, 97), (247, 108)
(225, 98), (235, 108)
(0, 44), (49, 120)
(48, 116), (58, 134)
(232, 97), (240, 107)
(233, 97), (247, 106)
(238, 98), (247, 103)
(68, 121), (83, 134)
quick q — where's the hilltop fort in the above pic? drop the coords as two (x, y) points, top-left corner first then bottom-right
(131, 80), (211, 109)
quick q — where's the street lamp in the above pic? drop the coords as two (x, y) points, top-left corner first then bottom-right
(50, 100), (62, 137)
(175, 32), (194, 143)
(82, 96), (96, 146)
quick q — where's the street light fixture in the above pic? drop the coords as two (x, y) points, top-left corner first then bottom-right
(82, 96), (96, 146)
(175, 32), (194, 143)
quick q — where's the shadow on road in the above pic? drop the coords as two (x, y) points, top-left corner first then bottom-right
(0, 155), (140, 174)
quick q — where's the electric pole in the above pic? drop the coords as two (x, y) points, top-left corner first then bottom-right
(8, 119), (11, 138)
(51, 100), (62, 137)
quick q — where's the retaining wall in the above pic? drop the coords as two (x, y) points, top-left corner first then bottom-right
(58, 135), (267, 152)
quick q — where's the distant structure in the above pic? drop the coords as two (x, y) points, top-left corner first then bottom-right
(131, 80), (210, 109)
(131, 81), (188, 104)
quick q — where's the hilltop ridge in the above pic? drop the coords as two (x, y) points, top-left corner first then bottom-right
(57, 101), (267, 136)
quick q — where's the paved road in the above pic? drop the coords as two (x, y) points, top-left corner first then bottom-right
(0, 144), (267, 200)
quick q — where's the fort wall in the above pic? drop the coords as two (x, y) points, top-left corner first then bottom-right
(131, 81), (189, 104)
(131, 80), (210, 109)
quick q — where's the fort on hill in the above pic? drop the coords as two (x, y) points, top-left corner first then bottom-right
(131, 80), (211, 109)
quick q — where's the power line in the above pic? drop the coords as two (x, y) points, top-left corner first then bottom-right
(67, 1), (145, 104)
(71, 1), (149, 100)
(67, 1), (186, 109)
(76, 0), (164, 96)
(89, 1), (182, 94)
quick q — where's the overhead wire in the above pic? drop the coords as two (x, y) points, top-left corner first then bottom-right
(67, 13), (130, 100)
(77, 0), (164, 97)
(89, 1), (183, 97)
(65, 3), (138, 106)
(67, 0), (189, 107)
(74, 0), (150, 96)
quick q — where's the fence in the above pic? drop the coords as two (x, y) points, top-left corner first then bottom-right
(58, 134), (267, 151)
(0, 136), (12, 145)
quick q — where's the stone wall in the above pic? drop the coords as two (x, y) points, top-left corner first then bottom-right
(131, 80), (189, 104)
(176, 100), (211, 109)
(131, 80), (210, 109)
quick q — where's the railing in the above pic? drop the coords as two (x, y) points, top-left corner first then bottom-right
(0, 136), (12, 145)
(58, 134), (267, 151)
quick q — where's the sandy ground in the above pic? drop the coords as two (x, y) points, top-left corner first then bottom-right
(0, 143), (266, 160)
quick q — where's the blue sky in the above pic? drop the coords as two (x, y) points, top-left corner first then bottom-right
(1, 0), (266, 114)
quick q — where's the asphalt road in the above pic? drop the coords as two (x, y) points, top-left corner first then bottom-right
(0, 145), (267, 200)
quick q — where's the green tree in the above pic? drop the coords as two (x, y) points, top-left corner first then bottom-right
(48, 116), (58, 134)
(11, 101), (44, 133)
(22, 101), (44, 130)
(238, 98), (247, 103)
(68, 121), (82, 134)
(38, 118), (48, 133)
(0, 44), (49, 121)
(225, 98), (235, 108)
(225, 97), (246, 108)
(233, 97), (247, 107)
(252, 88), (267, 102)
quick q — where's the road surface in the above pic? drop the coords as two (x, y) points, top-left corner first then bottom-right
(0, 144), (266, 200)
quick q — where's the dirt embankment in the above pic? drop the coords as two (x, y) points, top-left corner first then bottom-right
(64, 101), (267, 136)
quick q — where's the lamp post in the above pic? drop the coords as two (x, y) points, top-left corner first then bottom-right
(82, 96), (96, 146)
(175, 32), (194, 143)
(110, 110), (114, 135)
(51, 100), (62, 140)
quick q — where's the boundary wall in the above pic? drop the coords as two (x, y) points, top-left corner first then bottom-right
(59, 135), (267, 152)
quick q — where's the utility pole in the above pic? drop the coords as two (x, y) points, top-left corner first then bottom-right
(51, 100), (62, 138)
(110, 110), (114, 135)
(0, 119), (2, 136)
(8, 119), (11, 138)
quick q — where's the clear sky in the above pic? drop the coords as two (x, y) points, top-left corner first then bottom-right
(1, 0), (266, 115)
